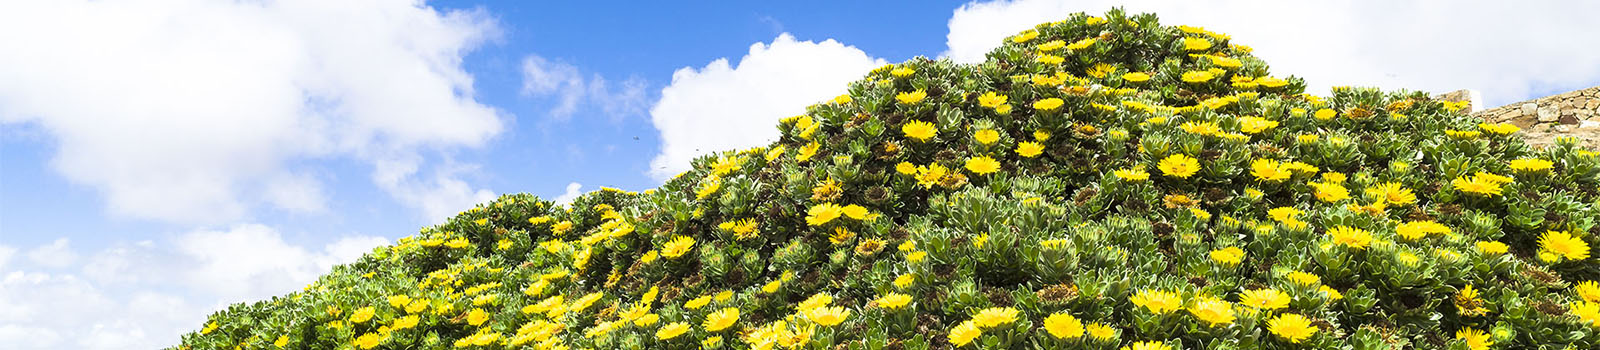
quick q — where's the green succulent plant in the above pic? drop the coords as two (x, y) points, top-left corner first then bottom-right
(176, 8), (1600, 350)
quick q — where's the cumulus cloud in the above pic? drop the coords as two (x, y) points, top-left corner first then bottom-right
(521, 54), (650, 122)
(24, 239), (77, 269)
(552, 182), (584, 206)
(0, 225), (387, 350)
(943, 0), (1600, 106)
(648, 34), (887, 181)
(0, 0), (504, 224)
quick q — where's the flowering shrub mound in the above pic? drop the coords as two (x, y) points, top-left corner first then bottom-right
(178, 9), (1600, 350)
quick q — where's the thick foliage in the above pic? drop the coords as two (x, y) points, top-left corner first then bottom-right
(177, 9), (1600, 350)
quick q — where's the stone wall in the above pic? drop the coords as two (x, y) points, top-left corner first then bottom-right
(1437, 86), (1600, 149)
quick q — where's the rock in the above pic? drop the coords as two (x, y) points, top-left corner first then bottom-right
(1555, 125), (1572, 132)
(1559, 115), (1580, 125)
(1521, 103), (1538, 116)
(1581, 120), (1600, 129)
(1537, 106), (1558, 122)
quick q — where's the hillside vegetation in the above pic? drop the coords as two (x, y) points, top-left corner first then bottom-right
(177, 9), (1600, 350)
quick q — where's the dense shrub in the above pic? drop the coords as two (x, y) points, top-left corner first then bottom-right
(176, 9), (1600, 350)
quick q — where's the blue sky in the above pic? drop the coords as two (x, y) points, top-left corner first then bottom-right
(1, 1), (1597, 349)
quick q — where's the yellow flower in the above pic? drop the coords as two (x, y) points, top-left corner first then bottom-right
(704, 307), (740, 332)
(974, 129), (1000, 144)
(392, 315), (419, 330)
(350, 306), (376, 323)
(1122, 72), (1151, 82)
(1311, 182), (1351, 202)
(1157, 154), (1201, 178)
(661, 235), (696, 258)
(1036, 40), (1066, 51)
(978, 92), (1008, 108)
(1011, 30), (1038, 43)
(1286, 271), (1321, 287)
(1313, 108), (1337, 120)
(1086, 322), (1117, 340)
(1319, 285), (1344, 300)
(1239, 288), (1290, 310)
(1476, 241), (1509, 255)
(896, 162), (917, 175)
(1033, 98), (1065, 111)
(685, 295), (711, 310)
(1367, 182), (1416, 205)
(1250, 159), (1292, 182)
(795, 142), (820, 162)
(890, 66), (915, 77)
(1180, 70), (1214, 83)
(1037, 54), (1065, 65)
(1509, 158), (1554, 172)
(1066, 37), (1096, 50)
(1479, 122), (1520, 135)
(274, 335), (289, 348)
(354, 332), (384, 349)
(877, 293), (913, 310)
(1121, 341), (1172, 350)
(1576, 281), (1600, 302)
(695, 176), (722, 200)
(1237, 116), (1278, 134)
(1016, 141), (1044, 158)
(1188, 297), (1236, 326)
(965, 156), (1001, 175)
(1539, 230), (1591, 261)
(895, 90), (927, 104)
(1115, 168), (1150, 182)
(806, 203), (844, 226)
(1268, 313), (1318, 343)
(832, 94), (852, 104)
(894, 273), (915, 288)
(914, 163), (949, 189)
(1042, 312), (1084, 339)
(1210, 247), (1245, 265)
(902, 120), (937, 141)
(1130, 290), (1182, 314)
(1183, 37), (1213, 51)
(972, 307), (1019, 328)
(1452, 175), (1503, 196)
(657, 322), (690, 340)
(1396, 221), (1451, 240)
(1327, 225), (1373, 249)
(804, 306), (850, 326)
(1572, 301), (1600, 327)
(948, 320), (981, 347)
(1456, 327), (1493, 350)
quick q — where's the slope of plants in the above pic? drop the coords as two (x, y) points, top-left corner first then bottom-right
(176, 9), (1600, 350)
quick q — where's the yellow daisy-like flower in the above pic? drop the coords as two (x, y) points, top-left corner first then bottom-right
(1122, 72), (1151, 82)
(392, 315), (419, 330)
(1509, 158), (1554, 172)
(890, 66), (915, 77)
(972, 307), (1020, 328)
(1121, 341), (1172, 350)
(354, 332), (384, 349)
(896, 162), (917, 175)
(1042, 312), (1084, 339)
(1183, 37), (1213, 51)
(978, 92), (1008, 108)
(660, 235), (696, 258)
(1311, 181), (1351, 202)
(1395, 220), (1451, 240)
(1239, 288), (1290, 310)
(1576, 281), (1600, 303)
(895, 90), (927, 104)
(876, 293), (913, 310)
(902, 120), (937, 141)
(1479, 122), (1520, 135)
(1037, 54), (1065, 65)
(703, 307), (740, 332)
(965, 156), (1001, 175)
(1327, 225), (1373, 249)
(466, 308), (490, 326)
(948, 320), (981, 346)
(1452, 175), (1504, 196)
(1115, 168), (1150, 182)
(1572, 300), (1600, 327)
(1066, 37), (1096, 51)
(1366, 182), (1417, 205)
(1016, 141), (1044, 158)
(1539, 230), (1591, 261)
(1210, 247), (1245, 265)
(1455, 327), (1493, 350)
(1180, 70), (1214, 83)
(350, 306), (376, 324)
(1033, 97), (1065, 111)
(804, 306), (850, 326)
(684, 295), (711, 310)
(1313, 108), (1337, 120)
(1237, 116), (1279, 134)
(1188, 297), (1236, 326)
(1286, 271), (1321, 286)
(1036, 39), (1066, 51)
(1012, 30), (1038, 43)
(805, 203), (844, 226)
(1130, 290), (1182, 314)
(974, 129), (1000, 145)
(656, 322), (689, 340)
(1250, 158), (1292, 182)
(1476, 241), (1509, 255)
(1268, 313), (1318, 343)
(1157, 154), (1201, 178)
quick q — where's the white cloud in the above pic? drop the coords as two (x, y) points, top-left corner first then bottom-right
(521, 54), (650, 121)
(553, 182), (583, 206)
(24, 239), (78, 269)
(943, 0), (1600, 106)
(372, 156), (498, 223)
(0, 245), (17, 272)
(0, 0), (504, 224)
(648, 34), (887, 181)
(0, 224), (387, 350)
